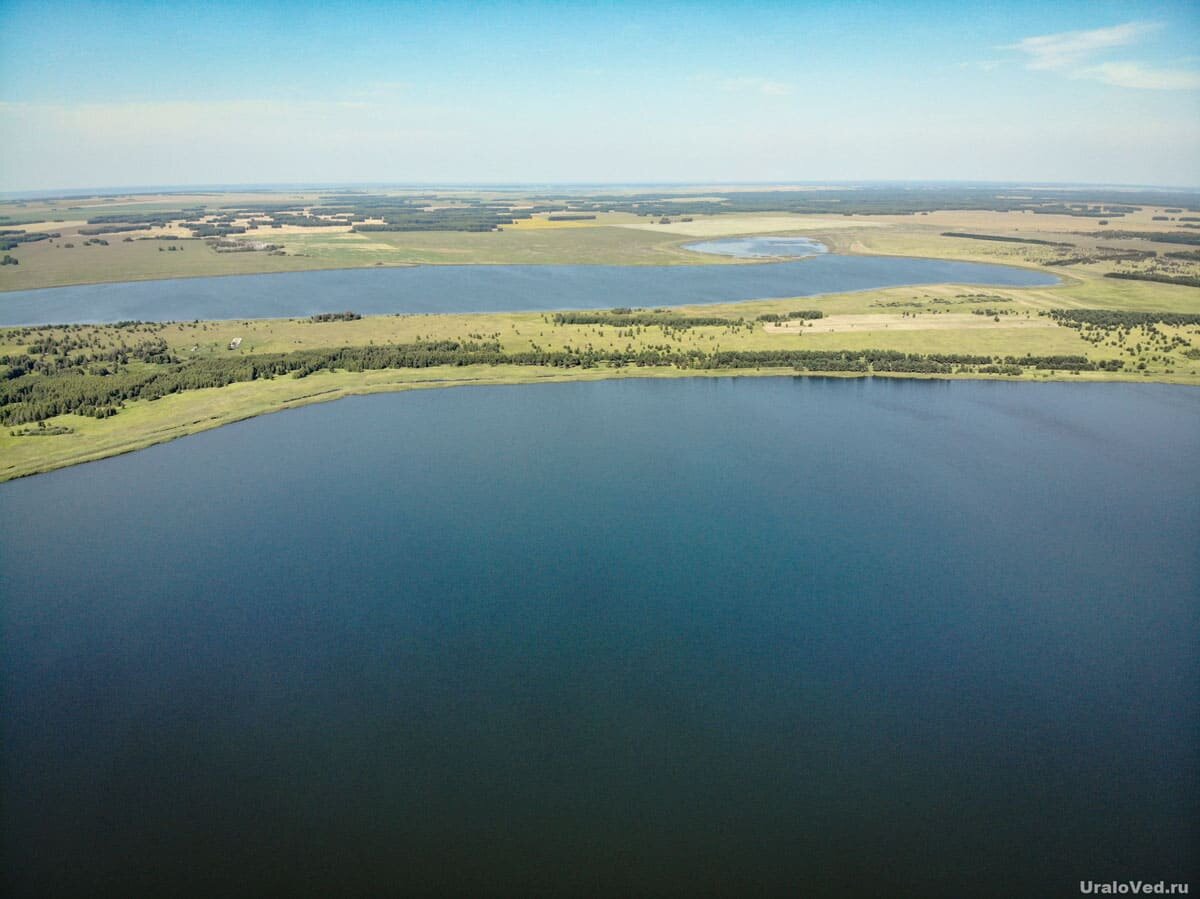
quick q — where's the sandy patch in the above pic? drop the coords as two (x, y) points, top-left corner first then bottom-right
(506, 216), (602, 230)
(11, 219), (88, 233)
(767, 313), (1058, 334)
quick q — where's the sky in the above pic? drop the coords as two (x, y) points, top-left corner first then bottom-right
(1, 0), (1198, 191)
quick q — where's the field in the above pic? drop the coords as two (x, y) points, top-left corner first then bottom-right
(4, 274), (1199, 481)
(2, 186), (1199, 480)
(5, 185), (1199, 291)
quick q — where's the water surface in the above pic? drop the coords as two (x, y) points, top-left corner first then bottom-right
(0, 256), (1057, 325)
(2, 378), (1196, 897)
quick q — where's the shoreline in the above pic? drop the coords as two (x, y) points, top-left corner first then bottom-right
(3, 364), (1196, 483)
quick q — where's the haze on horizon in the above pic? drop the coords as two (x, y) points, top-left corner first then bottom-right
(1, 0), (1198, 192)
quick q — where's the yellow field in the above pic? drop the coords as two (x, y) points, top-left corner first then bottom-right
(618, 214), (888, 237)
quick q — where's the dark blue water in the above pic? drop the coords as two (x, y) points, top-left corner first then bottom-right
(2, 378), (1197, 897)
(0, 256), (1057, 325)
(684, 236), (828, 258)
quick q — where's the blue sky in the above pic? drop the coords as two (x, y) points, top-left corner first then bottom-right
(1, 0), (1197, 190)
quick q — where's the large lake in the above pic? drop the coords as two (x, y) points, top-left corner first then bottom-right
(2, 377), (1196, 896)
(0, 255), (1056, 325)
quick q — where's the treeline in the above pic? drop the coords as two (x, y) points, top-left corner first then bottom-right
(551, 312), (740, 328)
(78, 224), (149, 235)
(1095, 230), (1200, 246)
(1, 340), (501, 423)
(0, 231), (59, 251)
(1104, 272), (1200, 288)
(1047, 309), (1200, 328)
(354, 220), (502, 233)
(757, 311), (824, 322)
(85, 210), (203, 225)
(309, 312), (362, 322)
(997, 354), (1123, 371)
(1043, 247), (1157, 266)
(186, 223), (247, 237)
(514, 186), (1195, 219)
(269, 215), (345, 228)
(1030, 204), (1137, 217)
(941, 232), (1072, 246)
(1, 338), (1128, 426)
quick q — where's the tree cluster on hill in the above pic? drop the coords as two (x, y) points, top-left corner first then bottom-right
(756, 311), (824, 322)
(1, 231), (60, 250)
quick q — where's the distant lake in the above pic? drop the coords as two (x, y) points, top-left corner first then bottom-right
(684, 235), (828, 258)
(0, 256), (1057, 325)
(2, 377), (1197, 897)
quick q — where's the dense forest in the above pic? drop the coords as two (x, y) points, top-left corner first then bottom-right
(1, 324), (1131, 428)
(1046, 309), (1200, 328)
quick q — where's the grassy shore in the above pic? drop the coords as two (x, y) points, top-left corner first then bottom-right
(4, 274), (1199, 481)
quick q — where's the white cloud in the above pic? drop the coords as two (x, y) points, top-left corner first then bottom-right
(1002, 21), (1199, 91)
(1076, 62), (1200, 91)
(1003, 21), (1158, 70)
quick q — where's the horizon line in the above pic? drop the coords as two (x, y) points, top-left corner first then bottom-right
(6, 178), (1200, 200)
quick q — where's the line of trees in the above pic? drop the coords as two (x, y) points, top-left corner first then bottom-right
(941, 232), (1073, 246)
(1095, 230), (1200, 246)
(1047, 309), (1200, 328)
(756, 311), (824, 322)
(1, 337), (1132, 426)
(1104, 272), (1200, 288)
(551, 312), (741, 327)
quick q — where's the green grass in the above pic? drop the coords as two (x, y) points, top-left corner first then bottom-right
(270, 224), (719, 266)
(0, 222), (735, 292)
(0, 236), (354, 291)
